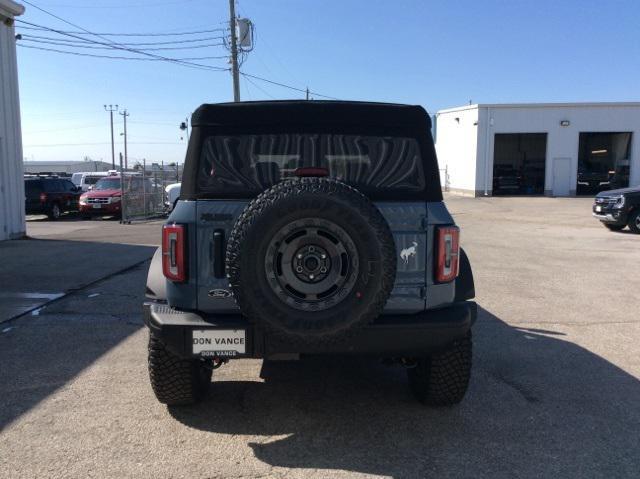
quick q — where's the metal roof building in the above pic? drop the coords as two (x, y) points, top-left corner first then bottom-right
(0, 0), (24, 240)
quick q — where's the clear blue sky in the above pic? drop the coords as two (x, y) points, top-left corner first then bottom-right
(16, 0), (640, 165)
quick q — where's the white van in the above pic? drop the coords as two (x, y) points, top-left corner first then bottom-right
(71, 172), (111, 192)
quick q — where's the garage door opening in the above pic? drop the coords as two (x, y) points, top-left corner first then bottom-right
(577, 132), (631, 195)
(493, 133), (547, 195)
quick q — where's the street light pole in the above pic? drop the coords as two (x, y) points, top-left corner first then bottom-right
(104, 104), (118, 169)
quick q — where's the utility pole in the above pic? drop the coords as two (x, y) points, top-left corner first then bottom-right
(229, 0), (240, 102)
(104, 104), (118, 169)
(119, 109), (130, 170)
(306, 87), (309, 100)
(119, 152), (125, 223)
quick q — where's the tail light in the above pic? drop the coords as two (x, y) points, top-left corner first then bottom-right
(162, 224), (187, 282)
(435, 226), (460, 283)
(39, 192), (47, 203)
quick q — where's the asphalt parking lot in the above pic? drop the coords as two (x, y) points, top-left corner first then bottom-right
(1, 197), (638, 479)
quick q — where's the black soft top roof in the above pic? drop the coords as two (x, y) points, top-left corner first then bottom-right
(182, 100), (443, 202)
(191, 100), (431, 129)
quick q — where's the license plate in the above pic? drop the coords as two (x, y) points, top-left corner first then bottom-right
(192, 329), (245, 357)
(595, 206), (602, 212)
(92, 204), (102, 209)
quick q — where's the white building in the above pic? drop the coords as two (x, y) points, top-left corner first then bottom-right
(435, 102), (640, 197)
(0, 0), (24, 240)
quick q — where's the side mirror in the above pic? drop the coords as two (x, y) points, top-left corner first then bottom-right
(88, 185), (94, 191)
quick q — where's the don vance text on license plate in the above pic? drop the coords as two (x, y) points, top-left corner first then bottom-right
(595, 206), (602, 212)
(192, 329), (246, 357)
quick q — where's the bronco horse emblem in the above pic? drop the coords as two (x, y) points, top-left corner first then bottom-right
(400, 241), (418, 264)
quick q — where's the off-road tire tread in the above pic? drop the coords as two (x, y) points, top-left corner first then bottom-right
(148, 333), (211, 405)
(226, 177), (396, 343)
(408, 332), (472, 406)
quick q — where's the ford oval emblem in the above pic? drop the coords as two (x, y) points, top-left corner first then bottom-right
(208, 289), (233, 299)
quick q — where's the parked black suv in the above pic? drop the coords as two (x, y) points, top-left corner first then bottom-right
(144, 101), (476, 407)
(593, 185), (640, 233)
(25, 176), (82, 219)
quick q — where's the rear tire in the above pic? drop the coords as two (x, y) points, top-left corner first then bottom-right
(407, 332), (472, 406)
(148, 333), (212, 406)
(47, 203), (61, 220)
(628, 210), (640, 234)
(604, 223), (625, 231)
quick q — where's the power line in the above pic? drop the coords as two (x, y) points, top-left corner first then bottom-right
(240, 72), (338, 100)
(19, 33), (226, 46)
(15, 20), (229, 71)
(242, 76), (252, 101)
(15, 14), (228, 72)
(21, 0), (201, 10)
(18, 2), (338, 102)
(19, 38), (227, 53)
(16, 24), (227, 37)
(18, 44), (231, 63)
(237, 2), (306, 91)
(243, 73), (276, 99)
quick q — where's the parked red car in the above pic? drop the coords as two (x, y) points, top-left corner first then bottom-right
(79, 175), (124, 218)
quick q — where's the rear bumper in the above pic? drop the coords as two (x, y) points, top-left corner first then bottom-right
(143, 301), (477, 359)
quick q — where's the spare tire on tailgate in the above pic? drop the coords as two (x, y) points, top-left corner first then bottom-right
(226, 177), (396, 342)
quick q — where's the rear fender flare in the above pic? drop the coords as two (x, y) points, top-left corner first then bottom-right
(454, 248), (475, 302)
(146, 247), (167, 301)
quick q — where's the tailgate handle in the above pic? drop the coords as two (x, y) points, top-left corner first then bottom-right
(212, 230), (225, 278)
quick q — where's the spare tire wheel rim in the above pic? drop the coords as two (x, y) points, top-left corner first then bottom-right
(264, 217), (359, 311)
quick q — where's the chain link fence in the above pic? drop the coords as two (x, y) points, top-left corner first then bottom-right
(119, 162), (182, 223)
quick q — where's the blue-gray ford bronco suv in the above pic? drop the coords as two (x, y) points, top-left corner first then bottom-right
(144, 101), (476, 406)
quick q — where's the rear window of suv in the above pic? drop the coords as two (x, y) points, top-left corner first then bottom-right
(25, 180), (43, 195)
(196, 133), (426, 196)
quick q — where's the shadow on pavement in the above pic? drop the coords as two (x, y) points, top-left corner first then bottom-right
(169, 306), (640, 478)
(0, 240), (153, 430)
(0, 238), (155, 322)
(0, 315), (143, 432)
